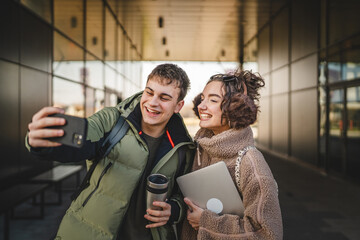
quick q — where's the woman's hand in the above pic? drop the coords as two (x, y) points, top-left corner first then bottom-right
(184, 197), (204, 230)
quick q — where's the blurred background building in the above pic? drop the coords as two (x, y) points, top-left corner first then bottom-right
(0, 0), (360, 194)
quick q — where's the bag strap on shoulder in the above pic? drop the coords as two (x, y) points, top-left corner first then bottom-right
(71, 115), (129, 200)
(235, 146), (256, 192)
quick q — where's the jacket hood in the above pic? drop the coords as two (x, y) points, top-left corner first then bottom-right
(116, 91), (143, 118)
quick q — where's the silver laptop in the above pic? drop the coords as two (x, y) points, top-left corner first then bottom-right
(176, 161), (244, 216)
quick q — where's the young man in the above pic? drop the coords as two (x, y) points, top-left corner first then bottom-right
(26, 63), (195, 240)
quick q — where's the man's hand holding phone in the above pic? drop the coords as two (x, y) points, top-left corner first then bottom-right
(28, 107), (66, 148)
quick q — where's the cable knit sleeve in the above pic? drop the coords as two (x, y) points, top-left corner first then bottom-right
(197, 150), (283, 240)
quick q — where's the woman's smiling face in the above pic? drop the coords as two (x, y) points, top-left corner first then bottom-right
(197, 81), (230, 135)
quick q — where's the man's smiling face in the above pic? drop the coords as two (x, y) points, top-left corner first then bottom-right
(140, 77), (184, 134)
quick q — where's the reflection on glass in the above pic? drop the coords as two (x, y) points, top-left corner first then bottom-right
(85, 87), (95, 117)
(53, 32), (84, 82)
(105, 66), (116, 89)
(104, 92), (118, 107)
(21, 0), (51, 23)
(87, 0), (103, 59)
(53, 77), (85, 117)
(343, 62), (360, 81)
(86, 53), (104, 89)
(328, 62), (341, 83)
(54, 0), (83, 46)
(328, 89), (344, 173)
(85, 88), (104, 117)
(347, 86), (360, 180)
(105, 7), (116, 68)
(319, 61), (326, 85)
(319, 86), (327, 164)
(95, 90), (105, 113)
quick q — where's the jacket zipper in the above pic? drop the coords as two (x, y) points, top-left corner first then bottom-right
(82, 162), (113, 207)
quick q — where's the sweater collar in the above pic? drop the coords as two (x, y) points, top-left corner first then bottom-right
(195, 126), (255, 159)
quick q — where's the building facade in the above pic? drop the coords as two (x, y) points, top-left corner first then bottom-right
(0, 0), (143, 187)
(243, 0), (360, 183)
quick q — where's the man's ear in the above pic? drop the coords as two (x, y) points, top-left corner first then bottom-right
(174, 100), (184, 113)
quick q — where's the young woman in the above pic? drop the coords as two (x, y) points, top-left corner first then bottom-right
(181, 70), (283, 240)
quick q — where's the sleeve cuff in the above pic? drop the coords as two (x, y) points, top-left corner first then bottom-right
(167, 200), (180, 225)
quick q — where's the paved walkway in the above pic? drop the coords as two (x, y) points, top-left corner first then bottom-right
(1, 151), (360, 239)
(263, 151), (360, 240)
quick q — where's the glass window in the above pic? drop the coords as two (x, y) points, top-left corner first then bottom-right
(346, 86), (360, 180)
(95, 89), (105, 113)
(105, 7), (116, 68)
(53, 32), (84, 82)
(328, 61), (341, 83)
(342, 42), (360, 81)
(319, 86), (327, 167)
(85, 53), (104, 89)
(104, 92), (117, 107)
(105, 65), (116, 90)
(85, 87), (95, 117)
(87, 0), (103, 59)
(328, 89), (344, 172)
(21, 0), (51, 23)
(53, 77), (85, 117)
(54, 0), (83, 46)
(319, 61), (327, 85)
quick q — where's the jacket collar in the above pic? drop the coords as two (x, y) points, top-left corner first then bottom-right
(119, 92), (192, 146)
(195, 126), (255, 159)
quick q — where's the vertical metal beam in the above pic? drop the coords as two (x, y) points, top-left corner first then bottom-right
(288, 0), (292, 157)
(238, 0), (245, 70)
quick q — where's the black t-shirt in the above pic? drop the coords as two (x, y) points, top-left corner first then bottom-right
(118, 132), (163, 240)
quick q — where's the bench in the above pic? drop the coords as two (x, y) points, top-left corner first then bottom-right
(30, 165), (83, 205)
(0, 183), (49, 240)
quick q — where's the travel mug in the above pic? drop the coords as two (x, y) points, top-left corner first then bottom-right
(146, 173), (169, 210)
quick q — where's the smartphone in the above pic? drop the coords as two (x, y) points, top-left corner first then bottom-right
(47, 113), (87, 148)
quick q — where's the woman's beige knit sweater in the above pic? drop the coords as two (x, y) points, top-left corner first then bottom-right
(181, 127), (283, 240)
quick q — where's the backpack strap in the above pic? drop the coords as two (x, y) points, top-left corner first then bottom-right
(235, 146), (256, 192)
(71, 116), (129, 200)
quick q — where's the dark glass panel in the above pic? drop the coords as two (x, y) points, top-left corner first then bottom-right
(272, 9), (289, 70)
(291, 0), (318, 61)
(0, 0), (19, 62)
(20, 7), (52, 72)
(20, 67), (52, 177)
(0, 61), (20, 184)
(291, 89), (318, 165)
(329, 0), (360, 45)
(21, 0), (51, 23)
(271, 94), (289, 154)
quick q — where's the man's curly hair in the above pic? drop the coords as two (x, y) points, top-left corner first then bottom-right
(193, 70), (265, 129)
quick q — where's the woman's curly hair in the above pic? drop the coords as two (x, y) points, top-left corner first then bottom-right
(193, 69), (265, 129)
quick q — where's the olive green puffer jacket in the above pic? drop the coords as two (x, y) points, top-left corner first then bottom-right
(27, 92), (195, 240)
